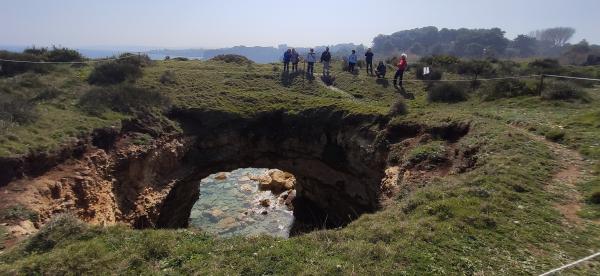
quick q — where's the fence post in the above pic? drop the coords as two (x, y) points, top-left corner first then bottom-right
(538, 74), (545, 95)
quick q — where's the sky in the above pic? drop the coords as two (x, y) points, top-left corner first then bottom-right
(1, 0), (599, 49)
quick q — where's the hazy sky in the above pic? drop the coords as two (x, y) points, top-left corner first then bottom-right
(2, 0), (599, 49)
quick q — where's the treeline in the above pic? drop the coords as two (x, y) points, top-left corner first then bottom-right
(372, 26), (600, 63)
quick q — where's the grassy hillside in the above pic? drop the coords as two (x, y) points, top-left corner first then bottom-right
(1, 58), (600, 274)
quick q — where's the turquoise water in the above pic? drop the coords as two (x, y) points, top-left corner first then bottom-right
(188, 168), (295, 238)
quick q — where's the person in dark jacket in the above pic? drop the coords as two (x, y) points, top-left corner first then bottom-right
(291, 48), (300, 72)
(320, 47), (331, 76)
(365, 48), (374, 75)
(283, 49), (292, 72)
(394, 54), (408, 89)
(375, 61), (386, 78)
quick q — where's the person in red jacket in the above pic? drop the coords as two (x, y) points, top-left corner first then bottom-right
(393, 54), (408, 89)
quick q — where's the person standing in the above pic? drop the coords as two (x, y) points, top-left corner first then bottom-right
(306, 48), (317, 77)
(394, 54), (408, 89)
(283, 49), (292, 72)
(348, 50), (358, 73)
(291, 48), (300, 72)
(320, 47), (331, 76)
(365, 48), (374, 75)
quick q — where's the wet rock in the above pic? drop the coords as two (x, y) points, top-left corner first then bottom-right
(215, 172), (228, 180)
(216, 217), (239, 230)
(252, 169), (295, 193)
(240, 184), (253, 193)
(259, 199), (271, 208)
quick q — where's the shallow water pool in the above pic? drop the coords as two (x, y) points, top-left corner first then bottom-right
(188, 168), (295, 238)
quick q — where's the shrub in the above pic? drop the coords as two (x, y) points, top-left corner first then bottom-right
(172, 57), (189, 61)
(210, 54), (253, 65)
(88, 62), (142, 85)
(0, 93), (38, 125)
(0, 51), (48, 76)
(46, 46), (83, 62)
(159, 70), (177, 84)
(544, 128), (566, 142)
(427, 83), (468, 103)
(541, 81), (590, 102)
(590, 189), (600, 204)
(23, 214), (96, 254)
(481, 79), (535, 101)
(389, 98), (408, 116)
(32, 87), (63, 102)
(457, 60), (495, 79)
(528, 59), (561, 74)
(78, 85), (171, 115)
(117, 53), (153, 67)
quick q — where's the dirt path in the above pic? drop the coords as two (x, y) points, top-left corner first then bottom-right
(509, 124), (589, 225)
(317, 78), (358, 101)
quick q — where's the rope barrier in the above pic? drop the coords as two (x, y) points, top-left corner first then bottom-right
(543, 74), (600, 82)
(539, 251), (600, 276)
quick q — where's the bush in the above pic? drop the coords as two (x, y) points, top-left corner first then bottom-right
(24, 214), (95, 254)
(210, 54), (253, 65)
(78, 85), (171, 115)
(88, 62), (142, 85)
(45, 46), (83, 62)
(0, 93), (38, 125)
(0, 51), (48, 76)
(117, 53), (153, 67)
(544, 128), (566, 142)
(427, 83), (468, 103)
(480, 79), (535, 101)
(32, 87), (63, 102)
(590, 189), (600, 204)
(159, 70), (177, 84)
(528, 59), (562, 74)
(541, 81), (590, 102)
(389, 99), (408, 116)
(172, 57), (189, 61)
(456, 60), (495, 79)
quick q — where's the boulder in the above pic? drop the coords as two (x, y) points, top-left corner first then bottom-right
(251, 169), (295, 193)
(214, 172), (228, 180)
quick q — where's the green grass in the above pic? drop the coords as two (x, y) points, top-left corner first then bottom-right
(0, 67), (127, 156)
(2, 60), (600, 274)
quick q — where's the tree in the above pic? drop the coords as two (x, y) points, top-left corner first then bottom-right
(533, 27), (576, 47)
(512, 35), (537, 57)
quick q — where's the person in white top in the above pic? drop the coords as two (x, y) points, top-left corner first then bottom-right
(306, 48), (317, 77)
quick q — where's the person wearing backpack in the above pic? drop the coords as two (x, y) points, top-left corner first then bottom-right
(375, 61), (387, 79)
(306, 48), (317, 77)
(291, 48), (300, 72)
(394, 54), (408, 89)
(348, 50), (358, 73)
(365, 48), (374, 75)
(320, 47), (332, 76)
(283, 49), (292, 72)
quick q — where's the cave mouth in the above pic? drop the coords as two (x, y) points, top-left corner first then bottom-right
(188, 168), (297, 238)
